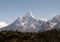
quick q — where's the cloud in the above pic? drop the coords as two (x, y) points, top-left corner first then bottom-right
(0, 22), (8, 28)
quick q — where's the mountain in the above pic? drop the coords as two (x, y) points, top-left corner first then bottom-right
(51, 15), (60, 29)
(0, 11), (60, 32)
(0, 22), (8, 28)
(51, 15), (60, 23)
(0, 11), (48, 32)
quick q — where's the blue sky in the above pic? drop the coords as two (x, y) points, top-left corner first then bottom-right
(0, 0), (60, 24)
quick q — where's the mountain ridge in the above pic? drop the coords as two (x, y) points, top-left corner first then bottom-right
(0, 11), (60, 32)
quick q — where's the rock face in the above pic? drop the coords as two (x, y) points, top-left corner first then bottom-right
(0, 11), (60, 32)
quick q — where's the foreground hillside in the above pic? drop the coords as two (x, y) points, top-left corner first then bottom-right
(0, 29), (60, 42)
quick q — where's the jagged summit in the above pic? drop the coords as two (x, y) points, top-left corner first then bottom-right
(55, 15), (60, 19)
(52, 15), (60, 19)
(51, 14), (60, 23)
(23, 11), (35, 19)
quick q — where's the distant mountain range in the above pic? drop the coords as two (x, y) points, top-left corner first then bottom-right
(0, 11), (60, 32)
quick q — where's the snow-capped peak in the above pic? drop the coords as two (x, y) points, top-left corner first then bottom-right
(24, 11), (35, 19)
(54, 15), (60, 19)
(51, 14), (60, 23)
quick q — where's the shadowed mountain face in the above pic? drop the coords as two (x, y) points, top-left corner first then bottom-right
(0, 11), (60, 32)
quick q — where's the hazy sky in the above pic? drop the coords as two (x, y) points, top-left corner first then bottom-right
(0, 0), (60, 24)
